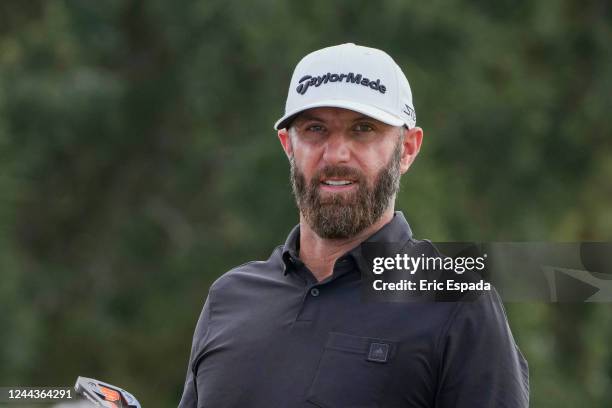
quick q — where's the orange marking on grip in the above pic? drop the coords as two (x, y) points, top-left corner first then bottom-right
(100, 385), (120, 402)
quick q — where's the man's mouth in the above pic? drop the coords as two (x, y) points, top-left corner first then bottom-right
(319, 178), (358, 191)
(321, 179), (354, 186)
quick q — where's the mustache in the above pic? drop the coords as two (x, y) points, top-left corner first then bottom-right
(312, 165), (365, 184)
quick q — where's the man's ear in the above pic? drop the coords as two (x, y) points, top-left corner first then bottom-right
(278, 129), (293, 160)
(400, 126), (423, 174)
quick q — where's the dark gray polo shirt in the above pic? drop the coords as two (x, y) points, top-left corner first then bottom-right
(178, 212), (529, 407)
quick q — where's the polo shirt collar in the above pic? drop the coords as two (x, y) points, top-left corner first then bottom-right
(282, 211), (413, 276)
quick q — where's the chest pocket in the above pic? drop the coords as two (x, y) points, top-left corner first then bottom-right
(307, 332), (396, 408)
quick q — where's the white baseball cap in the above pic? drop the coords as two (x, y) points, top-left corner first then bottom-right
(274, 43), (416, 130)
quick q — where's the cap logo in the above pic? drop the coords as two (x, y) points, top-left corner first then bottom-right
(296, 72), (387, 96)
(403, 104), (416, 123)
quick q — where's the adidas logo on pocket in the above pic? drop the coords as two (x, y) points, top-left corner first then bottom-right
(367, 342), (390, 363)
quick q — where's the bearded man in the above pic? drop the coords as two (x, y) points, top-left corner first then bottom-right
(178, 43), (529, 408)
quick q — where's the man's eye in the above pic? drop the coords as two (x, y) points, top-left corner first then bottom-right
(354, 124), (374, 132)
(306, 125), (325, 132)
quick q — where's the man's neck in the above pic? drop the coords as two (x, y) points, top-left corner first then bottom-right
(298, 208), (395, 282)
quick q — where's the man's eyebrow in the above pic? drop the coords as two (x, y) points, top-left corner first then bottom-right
(295, 113), (325, 123)
(352, 115), (377, 122)
(295, 114), (377, 124)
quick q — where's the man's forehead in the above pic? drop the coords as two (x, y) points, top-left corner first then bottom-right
(293, 107), (384, 125)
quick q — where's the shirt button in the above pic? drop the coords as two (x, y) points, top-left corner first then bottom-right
(310, 288), (320, 297)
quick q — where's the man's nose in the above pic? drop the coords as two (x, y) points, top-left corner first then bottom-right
(322, 132), (351, 164)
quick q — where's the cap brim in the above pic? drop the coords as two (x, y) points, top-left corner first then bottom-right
(273, 99), (405, 130)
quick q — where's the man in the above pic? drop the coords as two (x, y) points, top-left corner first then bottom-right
(178, 43), (529, 407)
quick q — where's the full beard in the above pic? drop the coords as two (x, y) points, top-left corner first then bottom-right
(290, 140), (402, 239)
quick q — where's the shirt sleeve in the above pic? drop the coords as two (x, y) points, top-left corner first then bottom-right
(434, 289), (529, 408)
(178, 296), (212, 408)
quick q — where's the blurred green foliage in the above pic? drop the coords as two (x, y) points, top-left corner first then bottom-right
(1, 1), (611, 407)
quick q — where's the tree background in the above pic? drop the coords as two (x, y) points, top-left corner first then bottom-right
(1, 1), (611, 407)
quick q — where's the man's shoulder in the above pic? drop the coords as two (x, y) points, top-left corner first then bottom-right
(209, 245), (285, 295)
